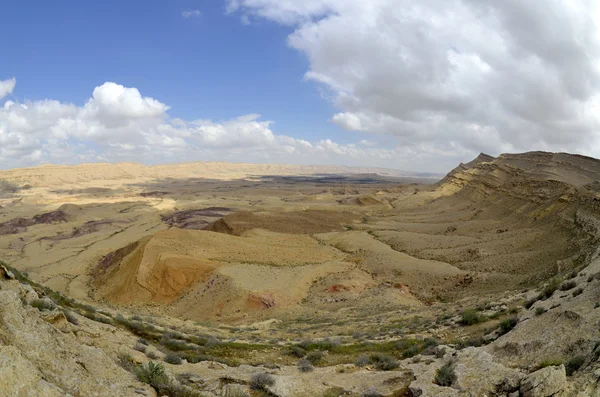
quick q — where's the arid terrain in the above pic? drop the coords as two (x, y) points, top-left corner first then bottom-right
(2, 153), (600, 396)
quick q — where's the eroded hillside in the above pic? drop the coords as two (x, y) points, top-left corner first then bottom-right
(2, 154), (600, 396)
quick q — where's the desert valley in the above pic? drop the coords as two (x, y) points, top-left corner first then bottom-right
(0, 152), (600, 396)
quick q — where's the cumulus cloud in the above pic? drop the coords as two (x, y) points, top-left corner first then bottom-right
(182, 10), (201, 18)
(227, 0), (600, 166)
(0, 78), (16, 100)
(0, 81), (414, 170)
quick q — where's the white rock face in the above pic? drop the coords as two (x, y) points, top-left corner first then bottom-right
(520, 365), (567, 397)
(0, 287), (155, 396)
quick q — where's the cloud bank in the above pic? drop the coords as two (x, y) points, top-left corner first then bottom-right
(228, 0), (600, 165)
(0, 80), (409, 170)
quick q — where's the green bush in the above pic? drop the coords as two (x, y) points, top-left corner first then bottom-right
(369, 354), (398, 371)
(572, 288), (583, 297)
(536, 358), (563, 370)
(434, 362), (457, 387)
(499, 317), (518, 335)
(135, 361), (168, 386)
(287, 346), (306, 358)
(306, 351), (324, 364)
(540, 279), (560, 300)
(566, 355), (585, 376)
(31, 299), (56, 311)
(459, 309), (487, 326)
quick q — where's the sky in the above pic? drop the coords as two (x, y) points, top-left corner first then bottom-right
(1, 0), (600, 173)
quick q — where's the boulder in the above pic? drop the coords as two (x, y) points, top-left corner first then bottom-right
(520, 365), (567, 397)
(454, 348), (524, 395)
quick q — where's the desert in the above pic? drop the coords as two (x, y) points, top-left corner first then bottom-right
(0, 152), (600, 395)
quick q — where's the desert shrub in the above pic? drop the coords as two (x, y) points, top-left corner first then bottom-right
(435, 362), (457, 387)
(63, 310), (79, 325)
(596, 302), (600, 309)
(567, 270), (578, 279)
(536, 358), (563, 370)
(370, 354), (398, 371)
(456, 336), (485, 350)
(423, 337), (439, 349)
(250, 373), (275, 390)
(164, 352), (183, 365)
(566, 355), (585, 376)
(560, 280), (577, 291)
(287, 346), (306, 358)
(134, 343), (147, 353)
(135, 361), (168, 385)
(161, 335), (189, 351)
(31, 299), (56, 311)
(91, 313), (113, 325)
(499, 317), (518, 335)
(402, 345), (421, 358)
(572, 288), (584, 297)
(205, 336), (219, 348)
(306, 351), (324, 364)
(117, 353), (136, 372)
(540, 279), (560, 300)
(360, 388), (383, 397)
(459, 309), (487, 326)
(355, 354), (371, 367)
(421, 337), (439, 354)
(524, 297), (540, 309)
(146, 350), (159, 360)
(138, 338), (149, 345)
(535, 307), (547, 316)
(298, 358), (313, 372)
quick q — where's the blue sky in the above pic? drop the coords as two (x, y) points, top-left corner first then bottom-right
(3, 0), (348, 141)
(1, 1), (598, 172)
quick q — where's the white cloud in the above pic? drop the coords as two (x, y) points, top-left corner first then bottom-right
(0, 78), (16, 100)
(227, 0), (600, 167)
(0, 81), (423, 171)
(182, 10), (201, 18)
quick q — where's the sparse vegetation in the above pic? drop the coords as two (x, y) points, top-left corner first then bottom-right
(536, 358), (563, 370)
(287, 346), (306, 358)
(369, 353), (398, 371)
(540, 278), (561, 300)
(31, 299), (57, 311)
(572, 288), (583, 297)
(306, 350), (324, 364)
(250, 373), (275, 390)
(63, 310), (79, 325)
(164, 352), (183, 365)
(134, 343), (147, 353)
(459, 309), (487, 326)
(559, 280), (577, 291)
(298, 358), (314, 372)
(355, 354), (371, 367)
(435, 361), (457, 387)
(535, 307), (547, 316)
(499, 317), (518, 335)
(566, 355), (585, 376)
